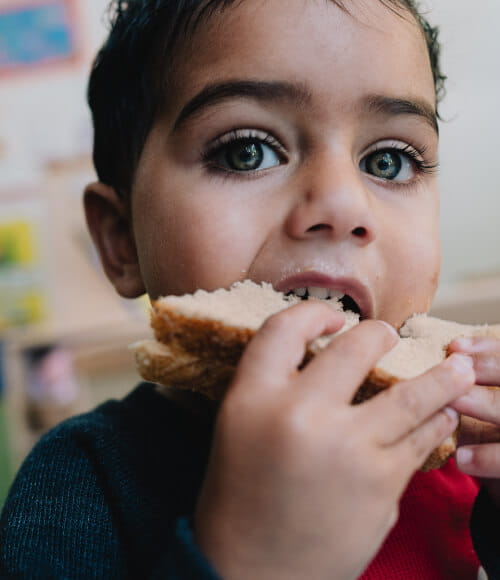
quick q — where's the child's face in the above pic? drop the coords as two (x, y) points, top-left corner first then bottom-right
(122, 0), (440, 328)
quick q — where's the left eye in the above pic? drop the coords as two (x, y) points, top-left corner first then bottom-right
(361, 149), (414, 181)
(212, 138), (282, 172)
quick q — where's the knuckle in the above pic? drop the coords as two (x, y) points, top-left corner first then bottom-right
(332, 336), (360, 361)
(429, 369), (457, 400)
(434, 409), (458, 441)
(393, 383), (424, 420)
(424, 360), (472, 402)
(442, 356), (475, 388)
(432, 363), (458, 388)
(405, 430), (426, 460)
(405, 430), (432, 464)
(409, 411), (455, 462)
(262, 309), (294, 335)
(268, 400), (312, 450)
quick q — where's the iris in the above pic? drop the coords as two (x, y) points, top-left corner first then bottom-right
(366, 151), (402, 180)
(225, 140), (264, 171)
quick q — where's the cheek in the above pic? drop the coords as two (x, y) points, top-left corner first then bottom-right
(402, 236), (440, 293)
(379, 196), (441, 324)
(135, 192), (263, 296)
(392, 222), (441, 314)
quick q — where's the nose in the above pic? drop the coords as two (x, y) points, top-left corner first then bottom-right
(285, 153), (377, 245)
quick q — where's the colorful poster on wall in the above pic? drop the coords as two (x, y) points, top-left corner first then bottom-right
(0, 0), (77, 74)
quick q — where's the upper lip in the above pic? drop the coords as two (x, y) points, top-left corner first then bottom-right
(274, 273), (374, 319)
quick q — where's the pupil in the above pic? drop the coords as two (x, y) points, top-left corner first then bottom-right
(227, 141), (263, 171)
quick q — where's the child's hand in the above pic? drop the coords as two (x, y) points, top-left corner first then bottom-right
(195, 302), (475, 580)
(449, 337), (500, 505)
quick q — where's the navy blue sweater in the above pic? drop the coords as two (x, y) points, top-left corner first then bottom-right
(0, 384), (220, 579)
(1, 383), (499, 579)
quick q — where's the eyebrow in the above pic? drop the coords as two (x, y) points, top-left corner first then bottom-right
(173, 80), (312, 130)
(173, 79), (438, 135)
(362, 94), (439, 135)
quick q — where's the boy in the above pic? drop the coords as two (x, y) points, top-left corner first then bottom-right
(2, 0), (500, 578)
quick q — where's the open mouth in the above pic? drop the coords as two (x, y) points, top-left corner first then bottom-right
(338, 294), (362, 317)
(285, 287), (363, 317)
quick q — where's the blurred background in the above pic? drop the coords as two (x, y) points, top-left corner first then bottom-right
(0, 0), (499, 505)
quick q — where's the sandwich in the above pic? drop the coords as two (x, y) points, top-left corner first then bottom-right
(132, 280), (500, 471)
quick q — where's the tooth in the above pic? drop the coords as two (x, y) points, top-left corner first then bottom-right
(308, 287), (330, 299)
(294, 288), (307, 297)
(329, 290), (345, 302)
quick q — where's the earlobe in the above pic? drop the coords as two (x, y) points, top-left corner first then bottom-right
(84, 182), (146, 298)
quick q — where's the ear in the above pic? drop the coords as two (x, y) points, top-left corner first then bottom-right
(84, 182), (146, 298)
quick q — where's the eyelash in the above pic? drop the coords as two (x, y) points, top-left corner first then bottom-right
(201, 129), (287, 176)
(371, 142), (439, 176)
(201, 130), (439, 182)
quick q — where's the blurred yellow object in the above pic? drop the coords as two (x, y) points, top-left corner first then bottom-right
(0, 221), (36, 268)
(0, 217), (47, 330)
(0, 287), (46, 329)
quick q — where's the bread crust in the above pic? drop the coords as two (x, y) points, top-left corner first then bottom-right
(134, 302), (461, 471)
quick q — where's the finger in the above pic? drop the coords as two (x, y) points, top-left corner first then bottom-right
(457, 416), (500, 447)
(300, 320), (398, 403)
(364, 354), (475, 446)
(456, 443), (500, 478)
(234, 301), (345, 391)
(391, 406), (459, 472)
(451, 385), (500, 424)
(449, 337), (500, 386)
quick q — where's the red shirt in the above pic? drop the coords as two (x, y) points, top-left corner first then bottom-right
(360, 459), (481, 579)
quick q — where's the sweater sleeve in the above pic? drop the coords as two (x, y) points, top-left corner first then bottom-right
(0, 421), (128, 579)
(0, 416), (220, 579)
(471, 486), (500, 579)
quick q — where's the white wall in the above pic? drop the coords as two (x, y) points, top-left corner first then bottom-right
(427, 0), (500, 284)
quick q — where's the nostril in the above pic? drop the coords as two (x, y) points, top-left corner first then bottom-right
(352, 226), (368, 238)
(307, 224), (331, 233)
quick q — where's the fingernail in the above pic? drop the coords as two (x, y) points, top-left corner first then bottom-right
(377, 321), (399, 340)
(448, 353), (474, 375)
(444, 406), (459, 423)
(452, 338), (474, 351)
(452, 337), (489, 353)
(456, 447), (473, 466)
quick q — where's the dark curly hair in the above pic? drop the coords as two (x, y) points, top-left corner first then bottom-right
(88, 0), (446, 198)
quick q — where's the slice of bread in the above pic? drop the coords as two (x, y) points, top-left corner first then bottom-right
(132, 280), (500, 471)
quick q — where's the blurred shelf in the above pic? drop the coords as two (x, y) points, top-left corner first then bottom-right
(431, 275), (500, 324)
(2, 319), (150, 470)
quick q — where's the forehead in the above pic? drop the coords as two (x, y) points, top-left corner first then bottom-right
(167, 0), (434, 116)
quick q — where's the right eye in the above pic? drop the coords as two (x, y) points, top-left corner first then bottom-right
(204, 131), (287, 174)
